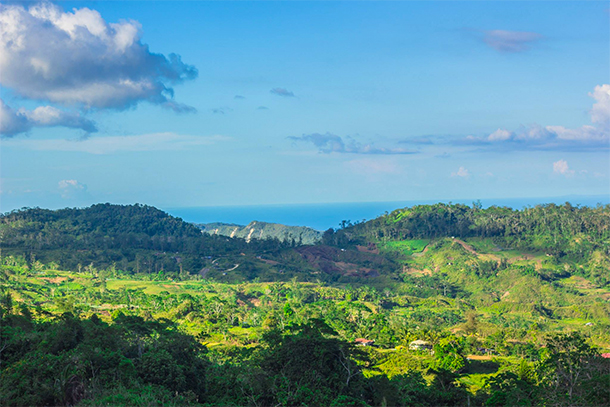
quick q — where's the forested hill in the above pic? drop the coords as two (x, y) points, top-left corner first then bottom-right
(328, 203), (610, 254)
(3, 202), (610, 285)
(2, 203), (203, 239)
(0, 204), (286, 274)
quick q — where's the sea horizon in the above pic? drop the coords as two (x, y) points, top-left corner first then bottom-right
(164, 194), (610, 231)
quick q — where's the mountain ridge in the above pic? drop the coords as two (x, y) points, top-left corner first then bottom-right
(197, 220), (322, 244)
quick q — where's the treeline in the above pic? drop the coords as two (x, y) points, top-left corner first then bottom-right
(326, 203), (610, 257)
(0, 204), (294, 275)
(1, 309), (608, 407)
(3, 202), (610, 283)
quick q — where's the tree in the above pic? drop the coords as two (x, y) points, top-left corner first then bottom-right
(538, 332), (608, 405)
(431, 336), (466, 373)
(257, 320), (370, 406)
(483, 361), (538, 407)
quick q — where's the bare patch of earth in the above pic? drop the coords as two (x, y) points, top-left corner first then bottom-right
(250, 298), (262, 307)
(357, 244), (379, 254)
(296, 245), (386, 278)
(39, 277), (67, 284)
(403, 266), (432, 276)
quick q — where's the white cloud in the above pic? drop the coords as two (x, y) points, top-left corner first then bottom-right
(553, 159), (574, 176)
(210, 107), (233, 115)
(58, 179), (87, 199)
(451, 167), (470, 178)
(488, 128), (513, 141)
(0, 2), (197, 111)
(456, 85), (610, 151)
(589, 84), (610, 130)
(1, 132), (230, 154)
(483, 30), (543, 52)
(0, 98), (97, 136)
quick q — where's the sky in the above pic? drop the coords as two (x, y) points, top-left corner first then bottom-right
(1, 0), (609, 212)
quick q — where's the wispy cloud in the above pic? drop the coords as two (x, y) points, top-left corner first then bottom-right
(401, 84), (610, 152)
(402, 136), (435, 145)
(289, 132), (417, 155)
(0, 99), (97, 137)
(2, 132), (230, 154)
(482, 30), (543, 53)
(210, 107), (233, 115)
(161, 101), (197, 114)
(270, 87), (295, 97)
(451, 167), (470, 178)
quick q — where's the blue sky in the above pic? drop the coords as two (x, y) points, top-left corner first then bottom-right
(1, 1), (608, 211)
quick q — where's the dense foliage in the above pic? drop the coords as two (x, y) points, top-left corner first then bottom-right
(1, 202), (609, 406)
(1, 271), (609, 407)
(0, 204), (292, 276)
(325, 202), (610, 286)
(338, 202), (610, 253)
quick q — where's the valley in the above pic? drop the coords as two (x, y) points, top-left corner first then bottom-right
(1, 202), (609, 406)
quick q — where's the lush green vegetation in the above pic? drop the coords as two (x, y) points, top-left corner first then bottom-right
(379, 239), (429, 256)
(1, 202), (609, 406)
(1, 267), (609, 406)
(326, 202), (610, 286)
(0, 204), (298, 281)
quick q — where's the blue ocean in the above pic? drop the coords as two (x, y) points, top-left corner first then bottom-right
(165, 195), (609, 231)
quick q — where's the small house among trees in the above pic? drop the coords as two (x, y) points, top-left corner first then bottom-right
(354, 338), (375, 346)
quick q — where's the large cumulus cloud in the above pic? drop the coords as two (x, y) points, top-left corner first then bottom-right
(0, 2), (197, 115)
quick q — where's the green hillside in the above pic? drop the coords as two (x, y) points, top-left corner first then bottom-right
(0, 204), (290, 277)
(324, 202), (610, 287)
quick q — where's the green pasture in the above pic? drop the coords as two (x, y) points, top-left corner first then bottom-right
(464, 238), (503, 253)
